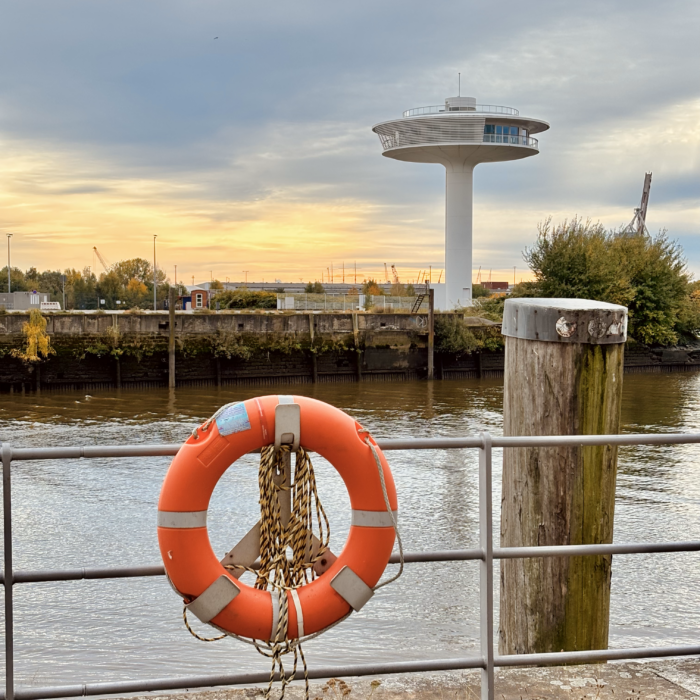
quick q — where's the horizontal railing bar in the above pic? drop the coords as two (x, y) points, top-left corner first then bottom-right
(0, 553), (482, 584)
(1, 658), (486, 700)
(497, 644), (700, 666)
(4, 542), (699, 585)
(497, 541), (700, 558)
(379, 433), (700, 450)
(9, 566), (166, 584)
(496, 433), (700, 447)
(9, 445), (182, 460)
(395, 549), (483, 562)
(8, 433), (700, 461)
(5, 643), (700, 700)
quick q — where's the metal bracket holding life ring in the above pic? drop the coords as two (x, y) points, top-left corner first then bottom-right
(157, 395), (402, 643)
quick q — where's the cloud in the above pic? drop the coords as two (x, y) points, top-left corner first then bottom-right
(1, 0), (698, 281)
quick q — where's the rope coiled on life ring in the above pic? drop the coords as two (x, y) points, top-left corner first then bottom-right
(177, 399), (404, 700)
(184, 442), (331, 700)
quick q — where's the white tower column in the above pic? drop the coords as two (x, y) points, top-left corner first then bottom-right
(444, 163), (474, 308)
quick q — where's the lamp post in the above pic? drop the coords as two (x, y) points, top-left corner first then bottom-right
(6, 233), (12, 293)
(153, 235), (158, 311)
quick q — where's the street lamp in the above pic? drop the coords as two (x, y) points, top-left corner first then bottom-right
(6, 233), (12, 293)
(153, 235), (158, 311)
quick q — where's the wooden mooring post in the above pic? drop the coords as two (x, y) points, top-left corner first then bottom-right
(427, 288), (435, 380)
(308, 313), (318, 383)
(168, 288), (176, 389)
(499, 298), (628, 655)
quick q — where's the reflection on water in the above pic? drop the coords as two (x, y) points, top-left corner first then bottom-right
(0, 374), (699, 686)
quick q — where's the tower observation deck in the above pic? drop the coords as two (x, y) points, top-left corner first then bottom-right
(372, 96), (549, 308)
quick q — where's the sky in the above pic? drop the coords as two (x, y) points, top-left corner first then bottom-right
(2, 0), (699, 286)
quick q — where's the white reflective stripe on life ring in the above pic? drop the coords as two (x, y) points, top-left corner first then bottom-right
(289, 588), (305, 639)
(270, 590), (281, 642)
(351, 510), (398, 528)
(330, 565), (374, 612)
(186, 575), (240, 623)
(158, 510), (207, 528)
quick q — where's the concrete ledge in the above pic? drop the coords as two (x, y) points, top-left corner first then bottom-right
(116, 659), (700, 699)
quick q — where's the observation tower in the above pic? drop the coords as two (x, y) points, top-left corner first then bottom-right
(372, 96), (549, 308)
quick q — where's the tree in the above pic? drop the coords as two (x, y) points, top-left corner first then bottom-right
(65, 268), (97, 309)
(524, 218), (700, 345)
(0, 267), (29, 293)
(97, 271), (124, 309)
(12, 309), (55, 361)
(124, 278), (149, 308)
(472, 284), (490, 298)
(210, 279), (224, 290)
(304, 281), (324, 293)
(362, 279), (383, 296)
(37, 270), (64, 299)
(111, 258), (166, 288)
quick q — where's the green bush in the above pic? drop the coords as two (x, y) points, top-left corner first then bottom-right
(524, 218), (700, 346)
(216, 289), (277, 309)
(434, 315), (480, 355)
(434, 314), (505, 355)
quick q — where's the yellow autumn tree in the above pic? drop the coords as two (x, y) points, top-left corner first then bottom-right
(13, 309), (55, 362)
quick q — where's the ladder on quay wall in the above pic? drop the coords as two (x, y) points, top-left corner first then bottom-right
(411, 282), (430, 314)
(411, 294), (426, 313)
(411, 282), (430, 313)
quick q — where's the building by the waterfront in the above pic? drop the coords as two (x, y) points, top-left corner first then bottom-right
(0, 291), (52, 310)
(189, 281), (398, 295)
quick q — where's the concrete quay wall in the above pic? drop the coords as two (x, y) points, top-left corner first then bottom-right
(0, 312), (699, 391)
(0, 312), (431, 391)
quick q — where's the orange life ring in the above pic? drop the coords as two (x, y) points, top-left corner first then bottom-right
(157, 394), (398, 641)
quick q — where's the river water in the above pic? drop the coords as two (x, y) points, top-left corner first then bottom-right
(0, 374), (699, 688)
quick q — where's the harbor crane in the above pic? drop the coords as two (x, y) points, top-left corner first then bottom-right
(391, 264), (400, 285)
(93, 246), (111, 272)
(621, 172), (652, 236)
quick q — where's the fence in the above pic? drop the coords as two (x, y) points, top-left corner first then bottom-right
(276, 294), (428, 312)
(3, 433), (700, 700)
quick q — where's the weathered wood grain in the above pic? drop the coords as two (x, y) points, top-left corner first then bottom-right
(500, 336), (624, 654)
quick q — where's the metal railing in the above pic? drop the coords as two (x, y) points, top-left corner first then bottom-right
(3, 433), (700, 700)
(482, 134), (538, 148)
(402, 105), (520, 117)
(276, 294), (428, 312)
(376, 130), (538, 152)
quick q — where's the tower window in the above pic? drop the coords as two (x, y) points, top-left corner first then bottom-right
(484, 124), (522, 143)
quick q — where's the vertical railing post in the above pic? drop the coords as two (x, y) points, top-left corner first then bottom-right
(2, 442), (15, 700)
(479, 432), (494, 700)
